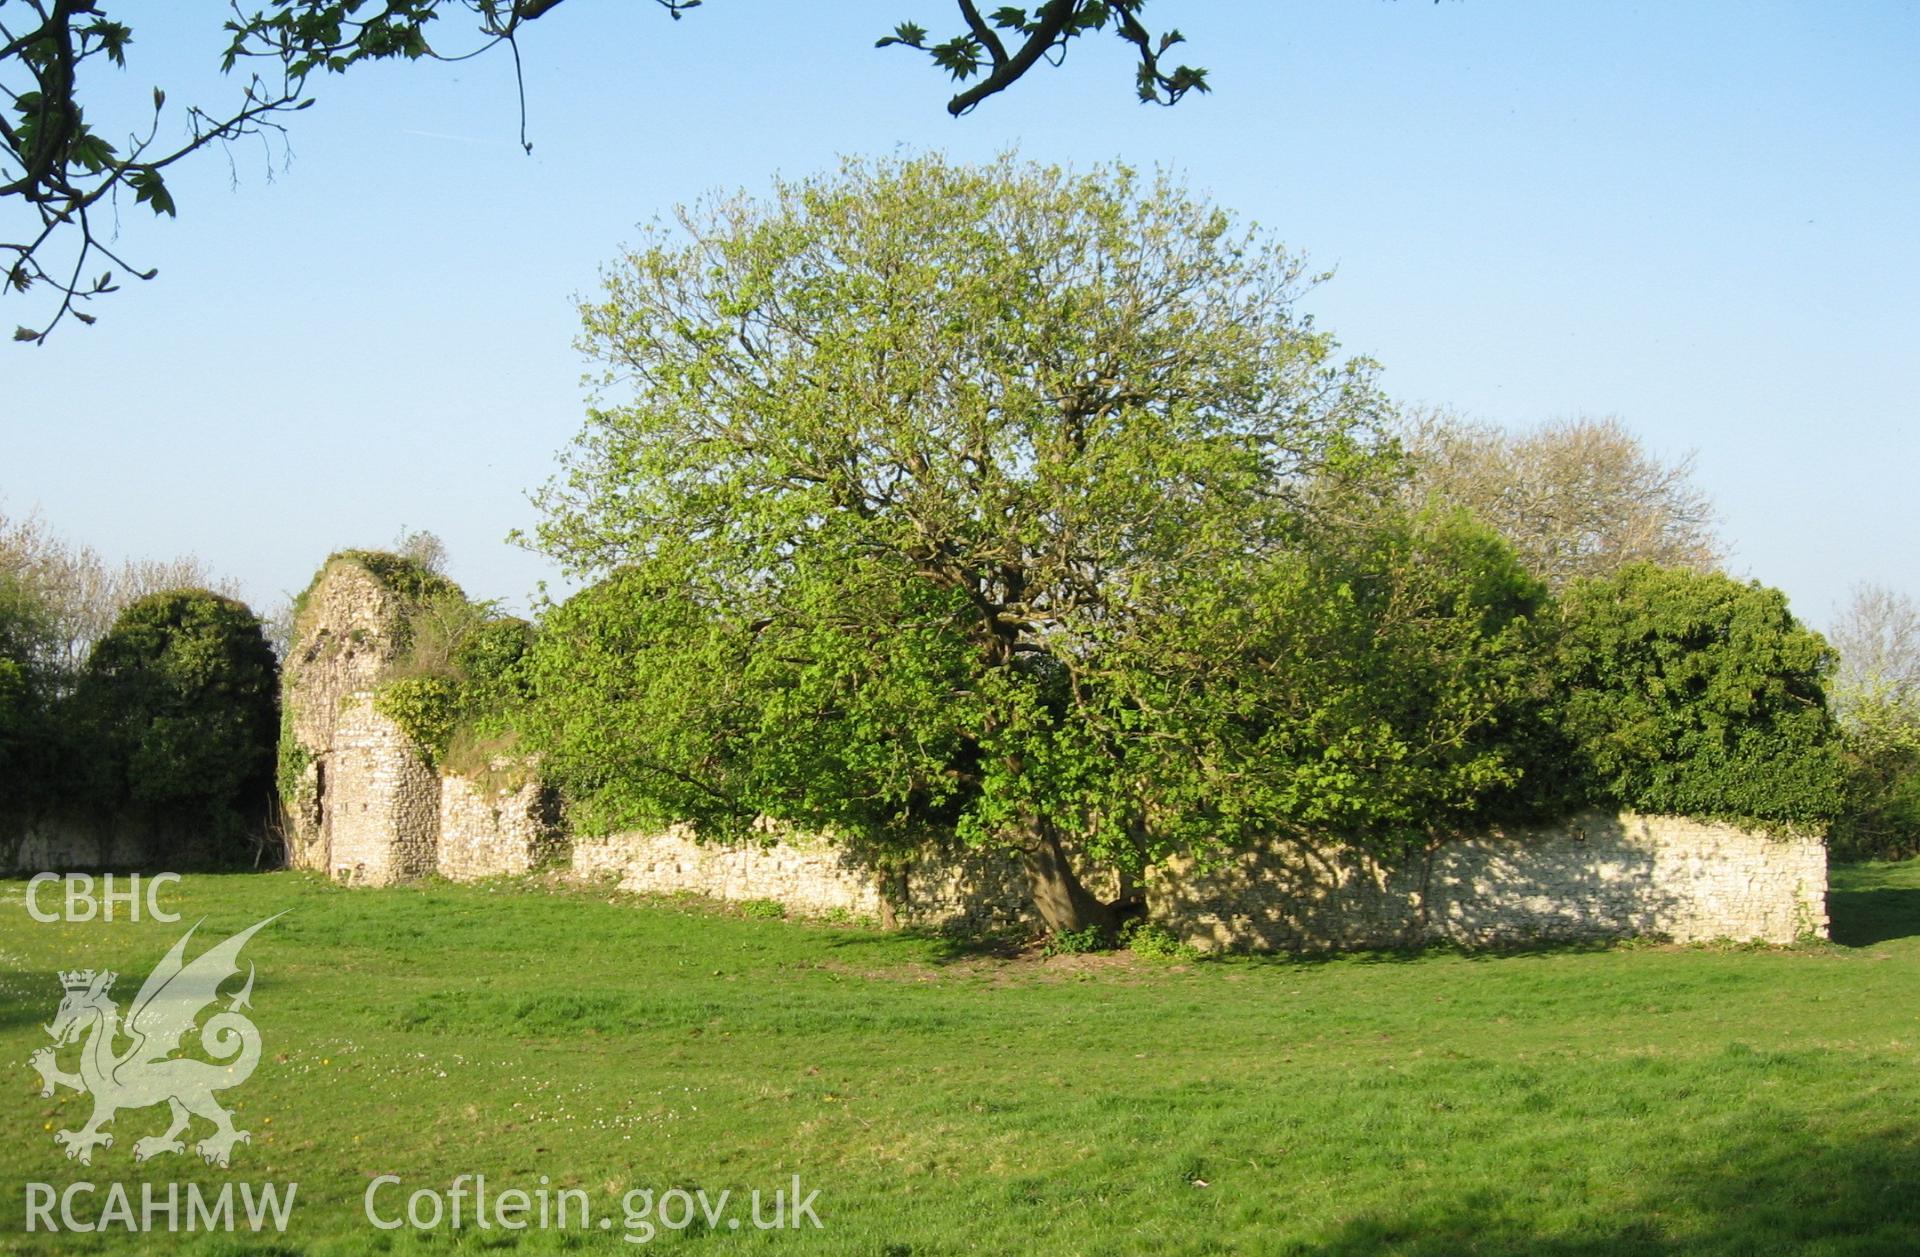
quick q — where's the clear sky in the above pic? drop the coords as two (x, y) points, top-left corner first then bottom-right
(4, 1), (1915, 630)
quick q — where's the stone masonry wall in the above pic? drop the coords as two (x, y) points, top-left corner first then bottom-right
(281, 561), (412, 873)
(277, 555), (558, 884)
(1152, 812), (1828, 951)
(325, 698), (439, 885)
(438, 772), (562, 880)
(4, 812), (170, 872)
(571, 811), (1828, 949)
(571, 826), (1059, 931)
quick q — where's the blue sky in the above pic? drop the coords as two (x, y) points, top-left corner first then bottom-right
(4, 1), (1915, 629)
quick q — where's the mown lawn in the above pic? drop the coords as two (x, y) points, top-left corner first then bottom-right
(0, 861), (1916, 1255)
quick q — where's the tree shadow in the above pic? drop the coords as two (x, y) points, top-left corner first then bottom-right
(1826, 863), (1920, 947)
(821, 925), (1034, 966)
(1156, 813), (1687, 954)
(0, 971), (68, 1035)
(1310, 1125), (1920, 1256)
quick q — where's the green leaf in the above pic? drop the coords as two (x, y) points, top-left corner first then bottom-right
(930, 36), (984, 80)
(13, 327), (41, 343)
(67, 131), (117, 175)
(128, 168), (177, 217)
(876, 21), (927, 49)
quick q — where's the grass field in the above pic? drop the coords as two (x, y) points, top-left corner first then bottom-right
(0, 861), (1916, 1255)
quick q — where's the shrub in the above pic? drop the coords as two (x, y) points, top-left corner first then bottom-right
(1042, 924), (1112, 957)
(1549, 564), (1844, 826)
(1828, 690), (1920, 860)
(739, 898), (788, 920)
(1121, 920), (1198, 961)
(78, 589), (278, 853)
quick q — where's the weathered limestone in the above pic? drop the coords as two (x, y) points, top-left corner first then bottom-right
(438, 770), (562, 880)
(281, 559), (414, 873)
(279, 556), (557, 885)
(324, 698), (440, 885)
(570, 825), (1053, 930)
(572, 811), (1828, 949)
(1151, 812), (1827, 950)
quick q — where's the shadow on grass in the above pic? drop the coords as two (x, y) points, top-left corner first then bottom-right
(1827, 861), (1920, 948)
(0, 972), (70, 1034)
(1307, 1125), (1920, 1256)
(1829, 887), (1920, 947)
(824, 928), (1035, 965)
(824, 927), (1642, 970)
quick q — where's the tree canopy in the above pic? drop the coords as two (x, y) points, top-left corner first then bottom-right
(1826, 583), (1920, 859)
(523, 154), (1562, 932)
(76, 587), (279, 853)
(1400, 412), (1722, 589)
(2, 1), (1206, 342)
(1549, 564), (1842, 827)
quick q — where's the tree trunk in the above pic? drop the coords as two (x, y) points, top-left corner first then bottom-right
(1018, 820), (1117, 935)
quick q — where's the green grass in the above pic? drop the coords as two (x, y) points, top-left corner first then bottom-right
(1, 863), (1917, 1255)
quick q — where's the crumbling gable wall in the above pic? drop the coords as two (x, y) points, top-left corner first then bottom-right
(280, 558), (417, 876)
(278, 553), (557, 885)
(327, 697), (440, 884)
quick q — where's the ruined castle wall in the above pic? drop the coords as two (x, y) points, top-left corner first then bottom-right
(570, 826), (1055, 930)
(1150, 812), (1828, 951)
(437, 772), (561, 880)
(324, 698), (439, 885)
(572, 812), (1827, 949)
(280, 562), (412, 873)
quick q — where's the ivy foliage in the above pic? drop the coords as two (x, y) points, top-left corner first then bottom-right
(1549, 564), (1844, 827)
(74, 589), (279, 849)
(325, 547), (462, 607)
(318, 552), (535, 769)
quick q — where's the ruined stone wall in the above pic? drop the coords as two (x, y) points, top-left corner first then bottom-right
(570, 812), (1828, 949)
(324, 698), (439, 885)
(280, 561), (413, 872)
(570, 826), (1057, 931)
(276, 554), (560, 884)
(437, 771), (561, 880)
(2, 806), (249, 873)
(268, 556), (1827, 949)
(4, 813), (167, 872)
(1148, 812), (1827, 949)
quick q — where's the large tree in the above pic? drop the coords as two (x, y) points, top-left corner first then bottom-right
(1826, 582), (1920, 858)
(1400, 411), (1723, 589)
(1, 504), (239, 672)
(2, 1), (1206, 341)
(76, 587), (279, 855)
(526, 155), (1552, 933)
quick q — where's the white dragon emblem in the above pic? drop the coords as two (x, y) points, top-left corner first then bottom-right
(27, 914), (281, 1168)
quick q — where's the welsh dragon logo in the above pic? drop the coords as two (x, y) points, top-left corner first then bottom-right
(27, 914), (281, 1168)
